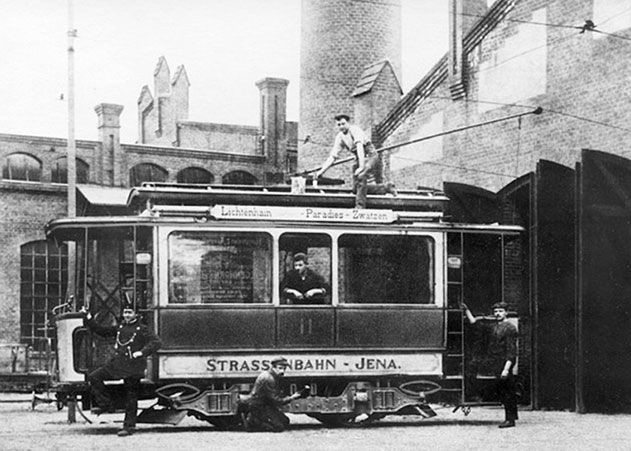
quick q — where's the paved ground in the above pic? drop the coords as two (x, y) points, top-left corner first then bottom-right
(0, 393), (629, 450)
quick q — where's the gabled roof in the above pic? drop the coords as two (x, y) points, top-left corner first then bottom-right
(375, 0), (517, 141)
(154, 55), (170, 76)
(172, 65), (190, 87)
(137, 85), (153, 104)
(351, 60), (402, 97)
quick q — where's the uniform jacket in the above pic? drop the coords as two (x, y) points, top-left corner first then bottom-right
(85, 317), (161, 378)
(248, 370), (292, 408)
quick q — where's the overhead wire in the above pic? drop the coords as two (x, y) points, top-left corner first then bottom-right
(460, 11), (587, 31)
(389, 154), (519, 178)
(309, 5), (631, 177)
(298, 108), (541, 177)
(425, 96), (631, 134)
(459, 6), (631, 42)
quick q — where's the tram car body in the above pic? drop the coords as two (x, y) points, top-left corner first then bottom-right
(50, 183), (525, 426)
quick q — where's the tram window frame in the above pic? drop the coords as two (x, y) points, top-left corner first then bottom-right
(337, 233), (435, 305)
(167, 230), (273, 305)
(278, 232), (332, 305)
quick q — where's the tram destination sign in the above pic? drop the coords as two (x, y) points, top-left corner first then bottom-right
(159, 353), (442, 378)
(210, 204), (397, 223)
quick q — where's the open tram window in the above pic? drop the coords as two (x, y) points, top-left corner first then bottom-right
(338, 234), (434, 304)
(168, 231), (272, 304)
(279, 233), (331, 305)
(75, 226), (154, 316)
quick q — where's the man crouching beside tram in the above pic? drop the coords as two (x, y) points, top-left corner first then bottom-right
(241, 357), (310, 432)
(461, 302), (518, 428)
(80, 301), (161, 437)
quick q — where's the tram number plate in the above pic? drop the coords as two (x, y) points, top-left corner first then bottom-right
(159, 353), (442, 378)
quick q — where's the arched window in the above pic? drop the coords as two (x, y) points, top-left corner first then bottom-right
(177, 167), (214, 184)
(222, 170), (257, 185)
(129, 163), (168, 187)
(20, 240), (67, 346)
(2, 153), (42, 181)
(51, 157), (90, 184)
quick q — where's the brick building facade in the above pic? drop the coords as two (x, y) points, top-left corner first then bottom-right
(299, 0), (402, 179)
(375, 0), (631, 192)
(0, 57), (297, 350)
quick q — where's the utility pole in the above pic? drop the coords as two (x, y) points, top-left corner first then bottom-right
(65, 0), (78, 424)
(67, 0), (76, 219)
(66, 0), (77, 286)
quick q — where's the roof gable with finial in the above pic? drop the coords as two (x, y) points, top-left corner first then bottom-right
(154, 55), (170, 76)
(172, 65), (190, 87)
(137, 85), (153, 105)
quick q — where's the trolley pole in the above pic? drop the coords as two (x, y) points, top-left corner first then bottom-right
(297, 107), (543, 177)
(66, 0), (77, 424)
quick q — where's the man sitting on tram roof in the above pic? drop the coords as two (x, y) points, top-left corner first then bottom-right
(280, 252), (329, 304)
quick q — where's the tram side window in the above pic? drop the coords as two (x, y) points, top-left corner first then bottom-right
(279, 233), (331, 305)
(338, 234), (434, 304)
(168, 231), (272, 304)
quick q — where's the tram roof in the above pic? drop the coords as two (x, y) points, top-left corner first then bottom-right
(126, 182), (449, 212)
(46, 214), (523, 241)
(47, 183), (524, 241)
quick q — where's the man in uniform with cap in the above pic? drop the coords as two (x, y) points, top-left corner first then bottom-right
(315, 114), (396, 209)
(81, 301), (161, 436)
(461, 301), (519, 428)
(241, 357), (309, 432)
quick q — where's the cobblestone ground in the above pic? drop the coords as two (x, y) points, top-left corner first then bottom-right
(0, 394), (629, 451)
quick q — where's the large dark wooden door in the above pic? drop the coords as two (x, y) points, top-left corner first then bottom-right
(577, 149), (631, 413)
(533, 160), (576, 410)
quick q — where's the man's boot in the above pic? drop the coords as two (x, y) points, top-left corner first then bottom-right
(498, 419), (515, 428)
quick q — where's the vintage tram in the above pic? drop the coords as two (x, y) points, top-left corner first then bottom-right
(50, 182), (525, 426)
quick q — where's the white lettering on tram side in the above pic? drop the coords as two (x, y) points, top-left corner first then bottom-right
(161, 353), (442, 377)
(304, 208), (345, 220)
(352, 210), (390, 222)
(220, 205), (273, 218)
(354, 358), (399, 370)
(206, 358), (337, 372)
(211, 204), (396, 223)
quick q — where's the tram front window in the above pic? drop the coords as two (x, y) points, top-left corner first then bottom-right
(279, 233), (331, 305)
(168, 231), (272, 304)
(338, 234), (434, 304)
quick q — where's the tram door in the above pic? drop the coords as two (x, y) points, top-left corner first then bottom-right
(74, 226), (154, 373)
(447, 230), (525, 404)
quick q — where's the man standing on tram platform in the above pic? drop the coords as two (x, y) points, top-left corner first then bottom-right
(80, 301), (161, 437)
(315, 114), (396, 209)
(461, 301), (519, 428)
(241, 357), (310, 432)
